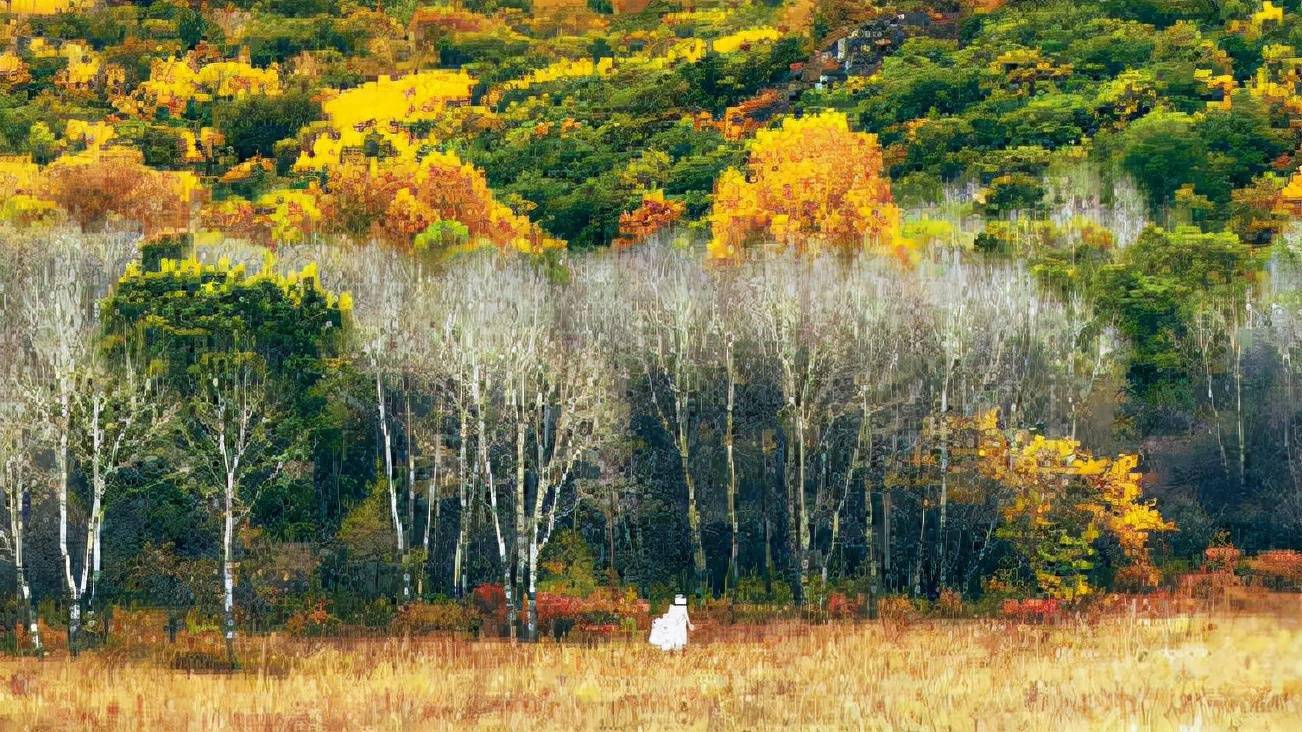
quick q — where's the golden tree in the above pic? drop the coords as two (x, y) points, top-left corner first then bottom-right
(708, 111), (901, 259)
(318, 153), (562, 255)
(966, 411), (1172, 599)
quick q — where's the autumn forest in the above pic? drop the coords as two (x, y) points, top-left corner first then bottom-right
(0, 0), (1300, 728)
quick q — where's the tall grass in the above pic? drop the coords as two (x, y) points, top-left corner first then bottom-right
(2, 608), (1298, 730)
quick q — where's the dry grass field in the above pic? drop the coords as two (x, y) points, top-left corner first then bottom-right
(1, 605), (1299, 731)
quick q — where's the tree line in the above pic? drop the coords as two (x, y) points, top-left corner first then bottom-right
(1, 228), (1298, 652)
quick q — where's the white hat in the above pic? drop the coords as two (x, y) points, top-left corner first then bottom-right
(673, 594), (687, 605)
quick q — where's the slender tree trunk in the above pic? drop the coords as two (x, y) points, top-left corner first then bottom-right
(57, 387), (82, 655)
(796, 408), (810, 592)
(605, 489), (618, 585)
(222, 469), (238, 668)
(781, 428), (802, 604)
(513, 414), (528, 640)
(883, 487), (892, 591)
(8, 488), (41, 656)
(861, 406), (878, 616)
(864, 473), (877, 617)
(404, 389), (417, 591)
(476, 368), (515, 640)
(453, 403), (470, 598)
(421, 416), (441, 597)
(936, 380), (950, 591)
(677, 405), (706, 600)
(1234, 329), (1246, 491)
(762, 448), (774, 594)
(724, 336), (739, 591)
(376, 370), (409, 603)
(912, 497), (926, 598)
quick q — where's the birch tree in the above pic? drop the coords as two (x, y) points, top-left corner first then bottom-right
(20, 235), (135, 653)
(0, 393), (41, 656)
(69, 352), (171, 643)
(345, 248), (420, 603)
(188, 353), (284, 667)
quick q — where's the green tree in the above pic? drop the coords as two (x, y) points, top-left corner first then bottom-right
(213, 92), (321, 161)
(1094, 226), (1265, 408)
(1116, 111), (1208, 211)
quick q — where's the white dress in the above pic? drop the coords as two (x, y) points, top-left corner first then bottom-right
(648, 604), (692, 651)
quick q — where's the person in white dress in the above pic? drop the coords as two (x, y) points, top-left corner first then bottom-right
(648, 594), (695, 651)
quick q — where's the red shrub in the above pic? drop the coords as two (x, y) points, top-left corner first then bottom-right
(472, 583), (507, 622)
(1246, 550), (1302, 590)
(1204, 545), (1241, 572)
(825, 592), (862, 619)
(1001, 598), (1062, 623)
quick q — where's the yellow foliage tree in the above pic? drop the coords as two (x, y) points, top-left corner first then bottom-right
(708, 111), (901, 259)
(963, 411), (1172, 599)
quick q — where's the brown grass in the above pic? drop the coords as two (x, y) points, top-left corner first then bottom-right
(2, 606), (1300, 731)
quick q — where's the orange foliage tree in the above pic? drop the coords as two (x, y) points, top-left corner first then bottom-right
(45, 148), (203, 236)
(708, 111), (901, 259)
(318, 153), (562, 255)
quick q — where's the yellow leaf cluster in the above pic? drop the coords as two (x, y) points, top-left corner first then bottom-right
(504, 57), (615, 92)
(296, 70), (475, 170)
(6, 0), (88, 14)
(1280, 170), (1302, 215)
(0, 156), (41, 199)
(663, 9), (732, 26)
(1252, 1), (1285, 28)
(260, 189), (322, 245)
(219, 156), (275, 183)
(1195, 69), (1237, 110)
(0, 51), (31, 87)
(63, 119), (115, 151)
(54, 42), (100, 91)
(708, 111), (901, 259)
(120, 56), (282, 118)
(1247, 45), (1302, 115)
(922, 409), (1172, 597)
(711, 27), (781, 54)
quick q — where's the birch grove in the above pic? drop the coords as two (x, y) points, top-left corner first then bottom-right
(0, 233), (1282, 641)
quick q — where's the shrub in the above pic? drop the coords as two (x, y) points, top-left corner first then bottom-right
(825, 592), (862, 620)
(1177, 570), (1241, 601)
(935, 589), (964, 618)
(1204, 545), (1242, 572)
(1000, 598), (1063, 624)
(45, 148), (201, 236)
(393, 601), (480, 634)
(284, 599), (342, 637)
(1113, 562), (1162, 592)
(1245, 550), (1302, 590)
(877, 596), (917, 625)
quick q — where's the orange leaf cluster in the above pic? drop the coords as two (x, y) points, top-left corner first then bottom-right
(319, 154), (562, 255)
(613, 191), (685, 250)
(708, 111), (901, 259)
(701, 90), (784, 141)
(45, 148), (203, 237)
